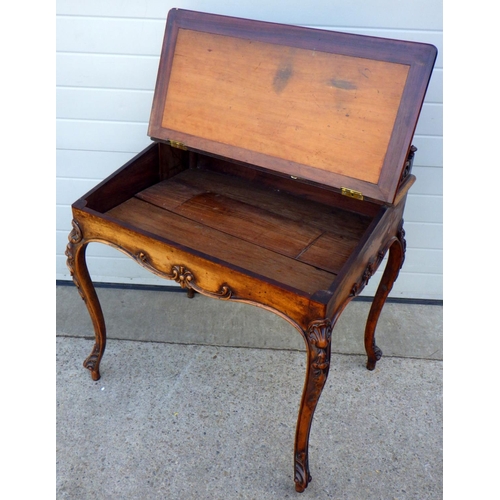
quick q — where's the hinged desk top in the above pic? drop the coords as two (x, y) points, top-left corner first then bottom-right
(148, 9), (437, 204)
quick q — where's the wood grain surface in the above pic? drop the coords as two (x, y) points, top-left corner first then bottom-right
(106, 168), (372, 291)
(162, 28), (409, 184)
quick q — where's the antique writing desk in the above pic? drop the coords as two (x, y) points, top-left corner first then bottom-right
(65, 9), (436, 493)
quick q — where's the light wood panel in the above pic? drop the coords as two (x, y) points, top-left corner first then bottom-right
(162, 28), (409, 184)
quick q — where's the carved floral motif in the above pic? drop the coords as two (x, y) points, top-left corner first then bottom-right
(400, 145), (417, 185)
(65, 219), (86, 302)
(397, 219), (407, 269)
(350, 250), (386, 298)
(136, 252), (232, 300)
(307, 319), (332, 372)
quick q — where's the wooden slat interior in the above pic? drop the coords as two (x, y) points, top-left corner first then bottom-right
(106, 169), (373, 295)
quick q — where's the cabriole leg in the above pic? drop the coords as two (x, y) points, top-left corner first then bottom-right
(364, 222), (406, 370)
(65, 220), (107, 381)
(294, 319), (332, 492)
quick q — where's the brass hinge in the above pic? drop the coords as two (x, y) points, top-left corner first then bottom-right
(168, 140), (187, 150)
(341, 187), (363, 200)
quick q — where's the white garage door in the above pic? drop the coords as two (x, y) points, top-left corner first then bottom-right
(56, 0), (443, 300)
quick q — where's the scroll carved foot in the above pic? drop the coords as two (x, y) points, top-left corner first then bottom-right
(364, 221), (405, 370)
(65, 219), (107, 381)
(294, 450), (312, 492)
(83, 343), (102, 381)
(294, 319), (332, 492)
(366, 343), (383, 371)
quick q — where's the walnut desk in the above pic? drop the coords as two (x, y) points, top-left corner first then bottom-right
(65, 9), (437, 493)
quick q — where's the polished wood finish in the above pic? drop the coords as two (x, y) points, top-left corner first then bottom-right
(65, 9), (436, 493)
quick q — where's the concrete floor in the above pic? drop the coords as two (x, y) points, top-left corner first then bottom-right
(56, 284), (442, 499)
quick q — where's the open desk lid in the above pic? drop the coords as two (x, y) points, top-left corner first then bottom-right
(148, 9), (437, 205)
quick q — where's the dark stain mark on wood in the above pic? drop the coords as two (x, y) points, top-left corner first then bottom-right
(273, 63), (294, 94)
(329, 79), (357, 90)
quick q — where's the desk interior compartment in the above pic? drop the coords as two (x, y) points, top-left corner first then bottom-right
(96, 143), (377, 287)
